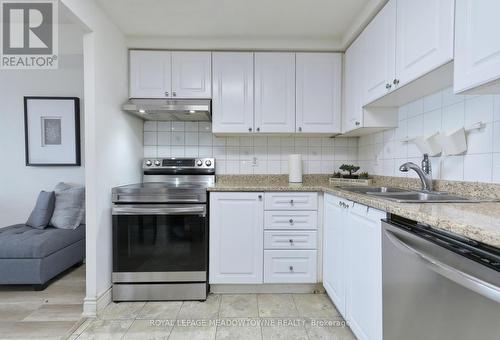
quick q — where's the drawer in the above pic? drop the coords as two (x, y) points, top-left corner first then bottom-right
(264, 230), (317, 249)
(264, 211), (317, 230)
(264, 250), (317, 283)
(264, 192), (318, 210)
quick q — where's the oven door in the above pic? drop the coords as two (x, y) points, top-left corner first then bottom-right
(112, 204), (207, 283)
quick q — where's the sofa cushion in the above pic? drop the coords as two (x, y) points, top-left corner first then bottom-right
(26, 191), (56, 229)
(50, 183), (85, 230)
(0, 224), (85, 259)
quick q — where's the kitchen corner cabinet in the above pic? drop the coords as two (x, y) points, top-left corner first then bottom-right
(454, 0), (500, 94)
(129, 50), (171, 98)
(323, 193), (384, 340)
(343, 33), (398, 136)
(254, 53), (296, 133)
(296, 53), (342, 134)
(212, 52), (254, 134)
(129, 50), (211, 99)
(347, 0), (454, 113)
(209, 192), (264, 284)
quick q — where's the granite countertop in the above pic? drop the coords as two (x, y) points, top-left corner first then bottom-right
(208, 175), (500, 248)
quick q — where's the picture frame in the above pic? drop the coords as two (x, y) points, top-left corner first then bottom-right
(24, 97), (81, 166)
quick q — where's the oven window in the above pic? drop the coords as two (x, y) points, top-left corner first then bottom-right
(113, 214), (207, 273)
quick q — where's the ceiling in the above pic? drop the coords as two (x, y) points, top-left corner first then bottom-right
(95, 0), (376, 50)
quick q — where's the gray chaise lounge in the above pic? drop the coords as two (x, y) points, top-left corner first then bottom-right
(0, 224), (85, 290)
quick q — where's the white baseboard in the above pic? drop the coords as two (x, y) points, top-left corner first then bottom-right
(210, 283), (325, 294)
(83, 286), (112, 317)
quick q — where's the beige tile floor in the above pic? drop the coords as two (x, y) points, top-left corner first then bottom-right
(0, 264), (85, 339)
(71, 293), (356, 340)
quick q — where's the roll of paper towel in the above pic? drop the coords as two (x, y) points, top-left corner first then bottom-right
(288, 154), (303, 183)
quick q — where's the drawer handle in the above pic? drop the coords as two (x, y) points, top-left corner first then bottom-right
(289, 266), (294, 272)
(289, 219), (294, 224)
(290, 199), (294, 206)
(289, 239), (294, 245)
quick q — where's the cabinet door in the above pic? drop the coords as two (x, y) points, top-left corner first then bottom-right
(254, 53), (295, 133)
(212, 52), (254, 134)
(296, 53), (342, 133)
(323, 194), (349, 317)
(129, 50), (171, 98)
(346, 204), (384, 340)
(209, 192), (264, 283)
(454, 0), (500, 93)
(395, 0), (454, 88)
(343, 35), (365, 133)
(362, 0), (397, 105)
(171, 52), (211, 98)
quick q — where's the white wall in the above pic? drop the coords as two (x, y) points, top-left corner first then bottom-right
(143, 121), (359, 175)
(0, 23), (85, 227)
(61, 0), (144, 316)
(358, 87), (500, 183)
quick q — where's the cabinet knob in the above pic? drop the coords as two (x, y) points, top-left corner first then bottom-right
(248, 127), (252, 132)
(355, 121), (360, 126)
(385, 83), (392, 90)
(165, 91), (169, 97)
(290, 199), (294, 205)
(393, 79), (400, 85)
(172, 91), (177, 97)
(256, 127), (260, 132)
(258, 195), (262, 200)
(289, 239), (294, 244)
(298, 127), (302, 132)
(289, 266), (294, 272)
(289, 219), (294, 224)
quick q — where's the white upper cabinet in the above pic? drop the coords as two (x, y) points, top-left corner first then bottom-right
(212, 52), (254, 134)
(254, 53), (296, 133)
(454, 0), (500, 94)
(296, 53), (342, 134)
(343, 35), (365, 133)
(171, 52), (211, 98)
(209, 192), (264, 284)
(362, 0), (397, 106)
(129, 50), (171, 98)
(395, 0), (454, 88)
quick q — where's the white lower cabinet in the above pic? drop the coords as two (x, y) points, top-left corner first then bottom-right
(209, 192), (264, 284)
(323, 193), (384, 340)
(264, 250), (317, 283)
(210, 191), (318, 285)
(323, 194), (350, 316)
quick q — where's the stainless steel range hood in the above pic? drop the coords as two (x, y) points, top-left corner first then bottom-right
(122, 99), (211, 121)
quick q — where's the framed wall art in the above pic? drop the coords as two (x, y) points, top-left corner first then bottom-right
(24, 97), (81, 166)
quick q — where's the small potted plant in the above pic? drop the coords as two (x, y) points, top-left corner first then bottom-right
(339, 164), (361, 179)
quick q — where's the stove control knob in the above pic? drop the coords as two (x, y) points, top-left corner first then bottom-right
(205, 160), (212, 167)
(145, 160), (152, 167)
(196, 160), (203, 167)
(154, 160), (161, 166)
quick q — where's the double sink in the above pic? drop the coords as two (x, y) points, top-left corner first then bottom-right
(339, 186), (483, 203)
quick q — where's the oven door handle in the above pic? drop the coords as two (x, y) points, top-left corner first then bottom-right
(112, 204), (206, 216)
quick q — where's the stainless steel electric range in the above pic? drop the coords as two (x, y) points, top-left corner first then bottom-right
(111, 158), (215, 301)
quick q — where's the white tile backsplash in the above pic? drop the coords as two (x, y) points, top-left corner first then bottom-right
(143, 122), (358, 175)
(358, 87), (500, 183)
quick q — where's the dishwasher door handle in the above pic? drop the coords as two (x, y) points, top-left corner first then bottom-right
(384, 229), (500, 304)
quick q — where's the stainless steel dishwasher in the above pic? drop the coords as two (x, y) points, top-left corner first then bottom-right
(382, 215), (500, 340)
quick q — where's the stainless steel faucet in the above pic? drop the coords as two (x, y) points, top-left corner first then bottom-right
(399, 154), (433, 192)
